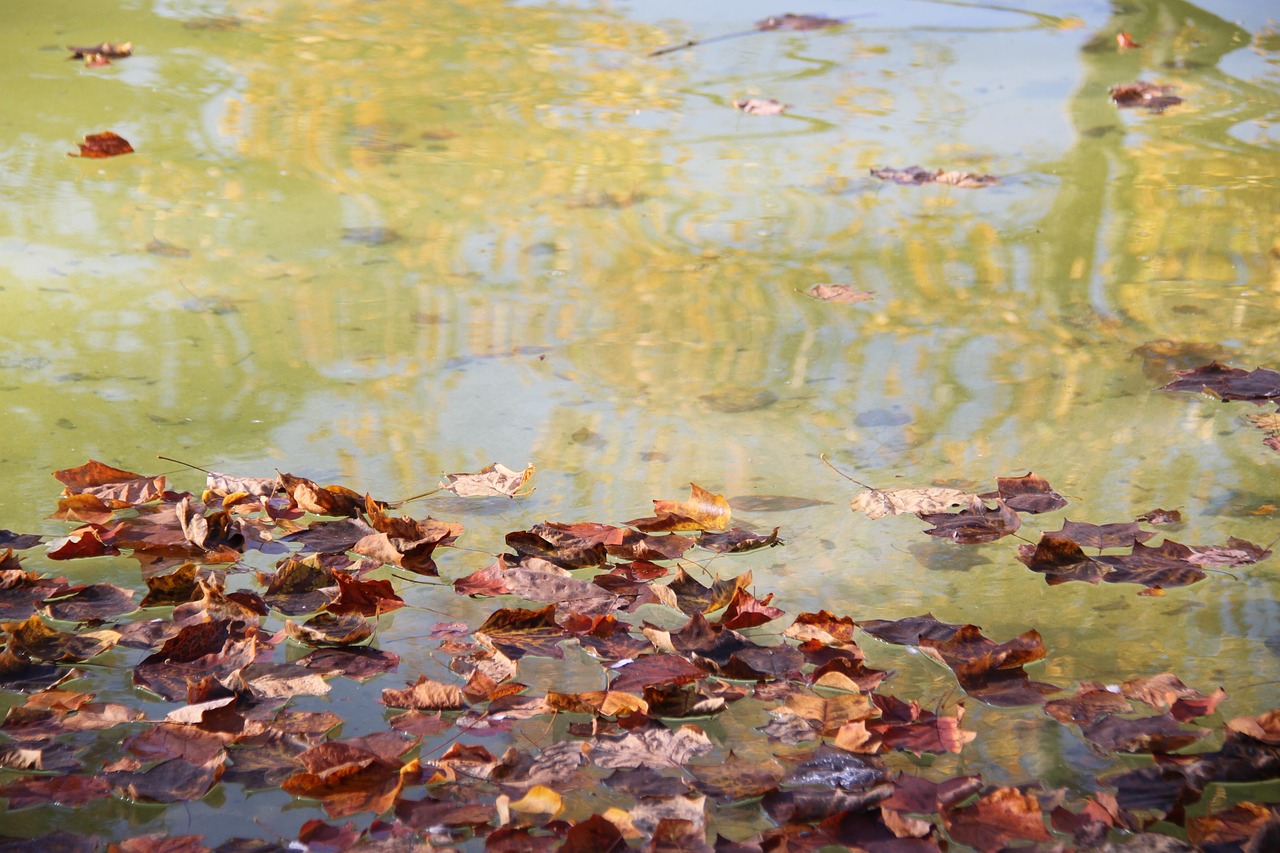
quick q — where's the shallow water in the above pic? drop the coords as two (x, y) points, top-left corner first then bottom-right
(1, 0), (1278, 844)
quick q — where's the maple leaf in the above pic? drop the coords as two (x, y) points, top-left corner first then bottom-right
(474, 604), (568, 659)
(943, 786), (1053, 852)
(1188, 536), (1272, 567)
(919, 625), (1058, 707)
(505, 527), (608, 569)
(1016, 535), (1105, 584)
(717, 588), (784, 629)
(665, 567), (752, 615)
(590, 723), (713, 769)
(1109, 81), (1183, 112)
(69, 131), (134, 158)
(626, 483), (731, 532)
(1162, 361), (1280, 400)
(439, 462), (534, 497)
(850, 486), (975, 520)
(987, 472), (1067, 513)
(857, 612), (963, 646)
(2, 614), (119, 662)
(284, 613), (372, 647)
(106, 755), (226, 803)
(1082, 712), (1207, 754)
(278, 473), (366, 517)
(325, 571), (404, 617)
(918, 497), (1022, 544)
(381, 675), (466, 710)
(609, 654), (703, 693)
(696, 526), (782, 553)
(1095, 539), (1207, 588)
(1044, 684), (1133, 725)
(1048, 519), (1155, 549)
(40, 582), (136, 621)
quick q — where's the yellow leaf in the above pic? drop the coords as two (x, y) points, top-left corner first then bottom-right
(509, 784), (562, 815)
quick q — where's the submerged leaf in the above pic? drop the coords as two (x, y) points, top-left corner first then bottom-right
(850, 487), (975, 520)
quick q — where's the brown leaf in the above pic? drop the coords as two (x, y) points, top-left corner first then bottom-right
(919, 496), (1022, 544)
(0, 774), (112, 808)
(717, 588), (784, 629)
(475, 604), (568, 659)
(697, 527), (782, 554)
(3, 614), (119, 662)
(857, 612), (963, 646)
(665, 567), (752, 615)
(1044, 684), (1133, 725)
(67, 42), (133, 58)
(627, 483), (732, 532)
(609, 654), (703, 693)
(381, 675), (466, 710)
(1048, 519), (1155, 549)
(807, 284), (874, 303)
(279, 473), (366, 517)
(1016, 535), (1105, 585)
(590, 723), (713, 768)
(989, 472), (1067, 513)
(1110, 81), (1183, 113)
(439, 462), (534, 497)
(325, 571), (404, 616)
(944, 786), (1052, 852)
(106, 755), (225, 803)
(850, 486), (975, 520)
(1082, 712), (1207, 754)
(1162, 362), (1280, 400)
(1096, 539), (1207, 588)
(69, 130), (133, 157)
(40, 582), (135, 621)
(284, 613), (372, 647)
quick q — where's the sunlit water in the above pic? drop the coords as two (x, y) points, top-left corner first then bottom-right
(1, 0), (1278, 844)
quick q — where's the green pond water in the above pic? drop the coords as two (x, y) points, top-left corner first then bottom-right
(1, 0), (1278, 845)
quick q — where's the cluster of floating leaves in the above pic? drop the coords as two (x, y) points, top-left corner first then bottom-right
(1162, 362), (1280, 454)
(1, 404), (1277, 850)
(849, 466), (1271, 595)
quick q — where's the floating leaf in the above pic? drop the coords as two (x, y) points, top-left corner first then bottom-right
(69, 132), (134, 158)
(755, 14), (843, 30)
(806, 284), (874, 303)
(1161, 361), (1280, 400)
(871, 166), (999, 188)
(1109, 81), (1183, 112)
(627, 483), (731, 532)
(439, 463), (534, 497)
(733, 97), (787, 116)
(850, 486), (975, 520)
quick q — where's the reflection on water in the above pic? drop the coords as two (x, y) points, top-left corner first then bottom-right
(0, 0), (1278, 843)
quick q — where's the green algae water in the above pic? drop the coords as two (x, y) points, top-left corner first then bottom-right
(0, 0), (1277, 845)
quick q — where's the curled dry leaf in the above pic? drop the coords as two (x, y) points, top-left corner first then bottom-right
(381, 675), (466, 710)
(733, 98), (787, 116)
(1116, 31), (1141, 49)
(850, 486), (975, 520)
(807, 284), (874, 303)
(69, 131), (134, 158)
(627, 483), (731, 532)
(439, 462), (534, 497)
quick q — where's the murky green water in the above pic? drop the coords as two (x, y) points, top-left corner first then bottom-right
(1, 0), (1278, 844)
